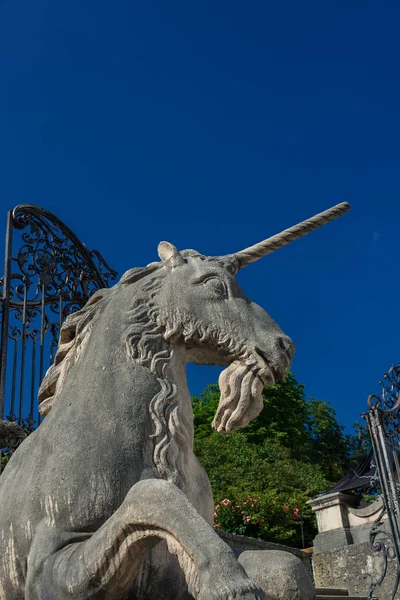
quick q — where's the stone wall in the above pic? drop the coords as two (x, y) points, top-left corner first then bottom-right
(313, 541), (399, 599)
(308, 492), (399, 597)
(217, 530), (312, 575)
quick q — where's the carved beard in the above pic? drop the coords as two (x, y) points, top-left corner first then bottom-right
(212, 361), (274, 434)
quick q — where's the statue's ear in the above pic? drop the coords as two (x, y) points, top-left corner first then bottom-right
(158, 242), (185, 268)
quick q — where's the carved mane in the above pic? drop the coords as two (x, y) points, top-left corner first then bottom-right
(38, 289), (107, 416)
(38, 265), (192, 485)
(124, 271), (193, 485)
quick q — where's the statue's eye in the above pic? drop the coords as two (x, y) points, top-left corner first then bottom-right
(202, 277), (227, 297)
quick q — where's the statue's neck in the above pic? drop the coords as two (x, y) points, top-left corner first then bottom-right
(165, 347), (194, 447)
(166, 348), (190, 403)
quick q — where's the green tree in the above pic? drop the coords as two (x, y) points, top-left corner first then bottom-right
(192, 373), (356, 548)
(306, 397), (351, 479)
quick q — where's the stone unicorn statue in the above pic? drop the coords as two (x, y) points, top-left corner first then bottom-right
(0, 203), (349, 600)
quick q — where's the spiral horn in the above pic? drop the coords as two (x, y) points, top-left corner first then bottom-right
(230, 202), (350, 269)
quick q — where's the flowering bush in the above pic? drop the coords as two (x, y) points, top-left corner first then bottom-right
(213, 496), (264, 536)
(213, 493), (306, 543)
(193, 375), (354, 547)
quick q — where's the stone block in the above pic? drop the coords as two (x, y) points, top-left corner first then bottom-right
(239, 549), (315, 600)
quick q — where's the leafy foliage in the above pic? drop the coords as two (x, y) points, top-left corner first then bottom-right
(0, 454), (9, 471)
(192, 373), (357, 548)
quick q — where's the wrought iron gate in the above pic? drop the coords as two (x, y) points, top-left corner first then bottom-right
(0, 205), (117, 459)
(364, 365), (400, 600)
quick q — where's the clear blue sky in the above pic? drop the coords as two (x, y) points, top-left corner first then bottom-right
(1, 0), (399, 432)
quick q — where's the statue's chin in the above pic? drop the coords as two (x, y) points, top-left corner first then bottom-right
(211, 361), (272, 434)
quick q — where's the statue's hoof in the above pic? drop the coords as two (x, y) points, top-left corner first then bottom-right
(238, 550), (315, 600)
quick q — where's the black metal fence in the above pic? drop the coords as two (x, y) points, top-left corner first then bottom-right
(363, 365), (400, 600)
(0, 205), (117, 460)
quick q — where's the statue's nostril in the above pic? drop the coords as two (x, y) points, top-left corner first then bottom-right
(278, 337), (287, 351)
(277, 336), (295, 358)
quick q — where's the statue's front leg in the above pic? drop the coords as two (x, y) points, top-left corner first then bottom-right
(118, 479), (266, 600)
(26, 479), (265, 600)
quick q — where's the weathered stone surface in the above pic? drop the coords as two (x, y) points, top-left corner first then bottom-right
(238, 550), (315, 600)
(313, 542), (400, 599)
(218, 530), (306, 556)
(217, 530), (311, 572)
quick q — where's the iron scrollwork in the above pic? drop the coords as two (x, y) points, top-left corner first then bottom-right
(365, 503), (400, 600)
(364, 365), (400, 600)
(11, 204), (116, 301)
(0, 205), (117, 462)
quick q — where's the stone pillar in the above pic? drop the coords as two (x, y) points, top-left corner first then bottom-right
(307, 492), (358, 552)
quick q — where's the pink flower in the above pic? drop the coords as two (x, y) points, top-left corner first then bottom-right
(245, 516), (251, 523)
(293, 507), (300, 520)
(221, 498), (230, 506)
(213, 512), (218, 518)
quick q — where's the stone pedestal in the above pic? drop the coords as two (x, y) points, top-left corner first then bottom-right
(308, 491), (395, 597)
(308, 492), (358, 552)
